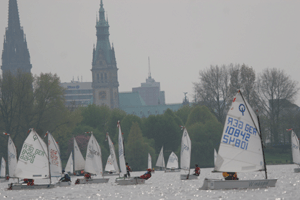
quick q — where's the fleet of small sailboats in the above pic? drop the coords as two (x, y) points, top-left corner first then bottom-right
(200, 90), (277, 190)
(290, 130), (300, 173)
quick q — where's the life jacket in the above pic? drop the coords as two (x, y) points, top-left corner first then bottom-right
(195, 167), (200, 175)
(140, 172), (151, 180)
(126, 165), (131, 172)
(27, 179), (34, 186)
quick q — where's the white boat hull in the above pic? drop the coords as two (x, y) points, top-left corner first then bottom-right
(8, 183), (56, 190)
(115, 177), (145, 185)
(56, 181), (71, 187)
(180, 174), (199, 180)
(103, 172), (120, 176)
(200, 178), (277, 190)
(165, 168), (180, 173)
(75, 178), (109, 184)
(294, 168), (300, 173)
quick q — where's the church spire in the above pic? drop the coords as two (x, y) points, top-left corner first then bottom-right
(1, 0), (32, 75)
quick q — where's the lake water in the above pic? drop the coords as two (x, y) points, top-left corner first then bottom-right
(0, 164), (299, 200)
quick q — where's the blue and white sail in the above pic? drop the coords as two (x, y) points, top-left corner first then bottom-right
(180, 127), (191, 171)
(291, 131), (300, 165)
(7, 136), (17, 177)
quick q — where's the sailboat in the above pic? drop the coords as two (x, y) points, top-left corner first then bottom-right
(8, 129), (56, 190)
(180, 127), (197, 180)
(75, 133), (109, 184)
(115, 121), (145, 185)
(46, 132), (71, 187)
(200, 90), (277, 190)
(214, 149), (217, 166)
(155, 146), (165, 171)
(165, 152), (180, 172)
(289, 129), (300, 173)
(104, 132), (120, 176)
(65, 152), (74, 175)
(2, 133), (17, 182)
(73, 137), (85, 175)
(0, 157), (8, 183)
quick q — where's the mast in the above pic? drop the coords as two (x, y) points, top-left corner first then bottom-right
(239, 90), (267, 179)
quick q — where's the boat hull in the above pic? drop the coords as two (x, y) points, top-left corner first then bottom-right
(200, 178), (277, 190)
(180, 174), (199, 180)
(294, 168), (300, 173)
(165, 169), (180, 173)
(75, 178), (109, 184)
(115, 177), (145, 185)
(8, 183), (55, 190)
(103, 173), (120, 176)
(56, 181), (71, 187)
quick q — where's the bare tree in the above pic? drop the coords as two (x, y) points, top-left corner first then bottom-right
(193, 65), (230, 123)
(257, 68), (299, 145)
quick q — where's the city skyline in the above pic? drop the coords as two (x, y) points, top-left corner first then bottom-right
(1, 0), (300, 104)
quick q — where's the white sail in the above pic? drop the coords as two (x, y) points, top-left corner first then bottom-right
(214, 149), (217, 166)
(65, 152), (73, 174)
(214, 91), (264, 173)
(148, 153), (152, 169)
(73, 138), (85, 171)
(291, 131), (300, 165)
(166, 152), (179, 169)
(105, 155), (115, 172)
(180, 128), (191, 171)
(8, 136), (17, 177)
(0, 157), (6, 177)
(106, 133), (120, 173)
(118, 122), (127, 176)
(14, 129), (50, 179)
(48, 132), (62, 177)
(156, 146), (165, 168)
(85, 134), (103, 176)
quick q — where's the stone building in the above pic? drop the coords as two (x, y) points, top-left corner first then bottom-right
(1, 0), (32, 75)
(91, 0), (119, 109)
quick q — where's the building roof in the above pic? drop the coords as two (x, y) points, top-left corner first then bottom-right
(119, 92), (146, 107)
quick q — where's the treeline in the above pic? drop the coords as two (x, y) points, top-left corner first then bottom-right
(194, 64), (300, 152)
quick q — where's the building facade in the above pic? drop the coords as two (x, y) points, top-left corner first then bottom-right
(91, 0), (119, 109)
(1, 0), (32, 75)
(60, 81), (93, 108)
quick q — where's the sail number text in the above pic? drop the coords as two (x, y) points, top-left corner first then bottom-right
(222, 117), (257, 150)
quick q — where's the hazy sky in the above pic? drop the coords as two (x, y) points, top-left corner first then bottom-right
(0, 0), (300, 104)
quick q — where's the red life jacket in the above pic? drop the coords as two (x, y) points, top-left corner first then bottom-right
(140, 173), (151, 180)
(195, 167), (200, 175)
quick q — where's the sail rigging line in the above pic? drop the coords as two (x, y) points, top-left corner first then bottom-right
(239, 90), (267, 179)
(34, 130), (52, 184)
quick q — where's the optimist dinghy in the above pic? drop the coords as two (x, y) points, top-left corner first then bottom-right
(289, 129), (300, 173)
(104, 133), (120, 176)
(165, 152), (180, 172)
(200, 90), (277, 190)
(180, 127), (197, 180)
(75, 133), (109, 184)
(45, 132), (71, 187)
(115, 121), (145, 185)
(8, 129), (55, 190)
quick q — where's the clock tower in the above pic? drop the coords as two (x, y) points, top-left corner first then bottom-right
(91, 0), (119, 109)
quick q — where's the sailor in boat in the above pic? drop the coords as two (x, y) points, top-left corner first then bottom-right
(60, 170), (71, 182)
(6, 175), (9, 180)
(222, 172), (239, 180)
(84, 172), (91, 179)
(139, 169), (152, 180)
(23, 179), (34, 186)
(193, 164), (200, 176)
(125, 163), (132, 177)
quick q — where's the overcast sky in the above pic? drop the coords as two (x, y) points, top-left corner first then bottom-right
(0, 0), (300, 105)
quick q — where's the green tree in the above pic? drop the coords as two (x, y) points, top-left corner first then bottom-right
(175, 105), (191, 125)
(125, 122), (155, 171)
(79, 104), (110, 130)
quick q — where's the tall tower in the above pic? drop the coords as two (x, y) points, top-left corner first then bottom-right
(92, 0), (119, 109)
(1, 0), (32, 75)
